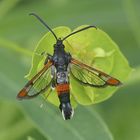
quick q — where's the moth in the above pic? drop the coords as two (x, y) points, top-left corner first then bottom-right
(17, 13), (122, 120)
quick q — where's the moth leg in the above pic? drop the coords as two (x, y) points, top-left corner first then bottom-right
(51, 65), (56, 89)
(33, 51), (47, 57)
(44, 56), (49, 65)
(41, 51), (46, 56)
(40, 88), (53, 108)
(44, 53), (53, 65)
(43, 88), (53, 100)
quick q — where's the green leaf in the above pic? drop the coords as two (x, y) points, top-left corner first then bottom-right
(22, 99), (114, 140)
(67, 25), (132, 104)
(26, 26), (132, 107)
(27, 136), (36, 140)
(0, 100), (47, 140)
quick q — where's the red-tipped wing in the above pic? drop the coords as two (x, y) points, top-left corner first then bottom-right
(70, 58), (122, 87)
(17, 61), (52, 99)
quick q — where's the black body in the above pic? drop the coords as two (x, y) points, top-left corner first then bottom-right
(50, 40), (73, 120)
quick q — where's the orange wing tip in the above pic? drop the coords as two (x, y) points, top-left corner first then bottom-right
(107, 78), (123, 86)
(17, 89), (27, 100)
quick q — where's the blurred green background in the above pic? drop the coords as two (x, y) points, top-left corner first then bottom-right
(0, 0), (140, 140)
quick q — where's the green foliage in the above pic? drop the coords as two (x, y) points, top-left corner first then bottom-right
(0, 101), (47, 140)
(0, 0), (139, 140)
(21, 99), (114, 140)
(26, 26), (132, 107)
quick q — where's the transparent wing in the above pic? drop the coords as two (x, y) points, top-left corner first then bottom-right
(17, 61), (53, 99)
(70, 58), (122, 87)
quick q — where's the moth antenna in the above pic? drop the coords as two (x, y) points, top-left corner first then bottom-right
(62, 25), (97, 41)
(29, 13), (58, 41)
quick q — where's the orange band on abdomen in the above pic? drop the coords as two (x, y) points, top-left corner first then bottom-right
(56, 84), (70, 95)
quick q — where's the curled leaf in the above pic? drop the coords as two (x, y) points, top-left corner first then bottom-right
(26, 25), (132, 107)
